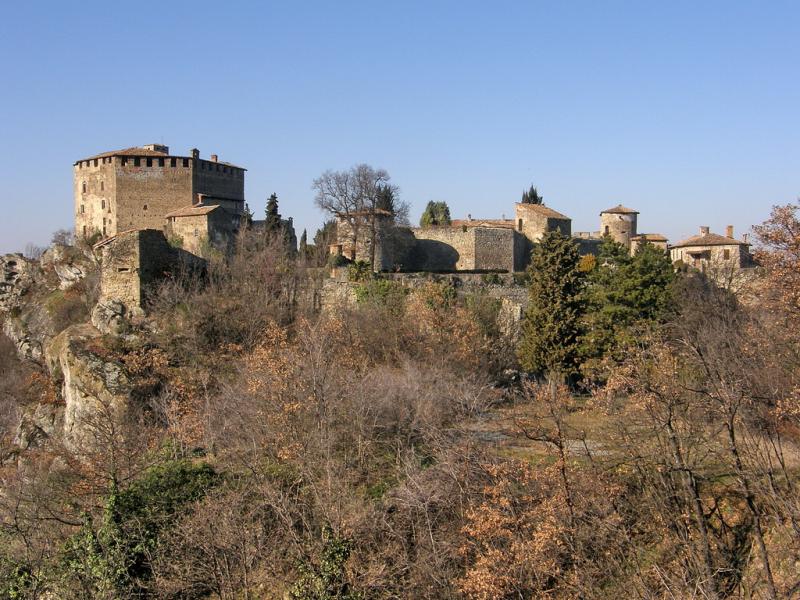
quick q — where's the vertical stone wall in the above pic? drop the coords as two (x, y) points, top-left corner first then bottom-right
(600, 212), (637, 246)
(192, 159), (245, 202)
(407, 227), (475, 271)
(473, 228), (515, 271)
(169, 215), (209, 255)
(74, 159), (116, 239)
(115, 160), (194, 233)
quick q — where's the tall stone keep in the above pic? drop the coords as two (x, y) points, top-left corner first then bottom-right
(74, 144), (245, 241)
(599, 205), (638, 247)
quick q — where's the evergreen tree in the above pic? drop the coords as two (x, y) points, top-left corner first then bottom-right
(299, 229), (308, 257)
(518, 231), (585, 386)
(265, 193), (281, 233)
(242, 203), (254, 228)
(376, 184), (396, 215)
(521, 185), (544, 205)
(419, 201), (452, 227)
(580, 238), (675, 378)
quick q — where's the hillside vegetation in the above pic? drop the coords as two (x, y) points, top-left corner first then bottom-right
(0, 204), (799, 599)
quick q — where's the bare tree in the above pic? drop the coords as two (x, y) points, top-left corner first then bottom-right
(312, 164), (395, 270)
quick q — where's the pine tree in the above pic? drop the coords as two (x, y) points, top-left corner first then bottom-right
(265, 193), (281, 233)
(299, 229), (308, 257)
(376, 184), (396, 215)
(242, 203), (254, 228)
(518, 231), (585, 386)
(579, 238), (675, 378)
(521, 185), (544, 205)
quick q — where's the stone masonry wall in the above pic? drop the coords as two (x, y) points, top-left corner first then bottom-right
(115, 160), (194, 233)
(74, 159), (117, 239)
(473, 227), (516, 271)
(407, 227), (475, 271)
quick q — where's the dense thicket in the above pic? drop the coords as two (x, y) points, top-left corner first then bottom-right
(1, 206), (799, 599)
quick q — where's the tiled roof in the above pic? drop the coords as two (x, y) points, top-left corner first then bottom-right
(165, 204), (220, 218)
(80, 146), (170, 161)
(632, 233), (668, 242)
(601, 204), (639, 215)
(515, 203), (570, 219)
(76, 147), (246, 170)
(671, 232), (747, 248)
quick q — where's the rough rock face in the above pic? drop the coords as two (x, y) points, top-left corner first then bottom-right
(0, 254), (39, 313)
(15, 403), (64, 451)
(91, 299), (129, 336)
(45, 324), (131, 453)
(2, 318), (44, 362)
(53, 262), (87, 290)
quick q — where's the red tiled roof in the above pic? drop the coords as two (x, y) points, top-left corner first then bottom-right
(601, 204), (639, 215)
(671, 232), (747, 248)
(165, 205), (220, 218)
(76, 147), (246, 170)
(632, 233), (668, 242)
(515, 203), (570, 219)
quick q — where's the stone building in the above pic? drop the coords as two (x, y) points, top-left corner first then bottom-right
(600, 205), (639, 247)
(73, 144), (245, 246)
(332, 201), (571, 272)
(670, 226), (751, 270)
(93, 229), (202, 314)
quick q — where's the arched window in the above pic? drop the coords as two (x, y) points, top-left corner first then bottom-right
(517, 218), (523, 232)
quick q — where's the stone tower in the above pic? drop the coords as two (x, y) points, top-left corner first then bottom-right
(599, 205), (638, 248)
(74, 144), (245, 241)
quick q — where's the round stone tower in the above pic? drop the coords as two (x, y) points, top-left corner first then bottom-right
(600, 204), (639, 248)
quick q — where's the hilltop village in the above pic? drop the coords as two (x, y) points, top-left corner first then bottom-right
(75, 143), (753, 281)
(0, 143), (794, 600)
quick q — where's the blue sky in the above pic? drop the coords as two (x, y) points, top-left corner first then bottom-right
(1, 0), (798, 253)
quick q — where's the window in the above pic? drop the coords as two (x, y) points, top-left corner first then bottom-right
(101, 199), (105, 209)
(134, 157), (140, 167)
(100, 181), (104, 191)
(723, 249), (731, 260)
(82, 182), (87, 193)
(94, 159), (98, 167)
(158, 158), (164, 167)
(146, 158), (153, 167)
(143, 204), (148, 211)
(604, 225), (609, 235)
(83, 225), (87, 237)
(518, 218), (523, 232)
(182, 158), (189, 167)
(193, 228), (199, 237)
(80, 204), (85, 214)
(121, 157), (128, 166)
(170, 157), (176, 167)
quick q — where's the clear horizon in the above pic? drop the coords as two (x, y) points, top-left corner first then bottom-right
(1, 0), (798, 254)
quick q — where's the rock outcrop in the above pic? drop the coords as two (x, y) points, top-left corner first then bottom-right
(45, 323), (131, 453)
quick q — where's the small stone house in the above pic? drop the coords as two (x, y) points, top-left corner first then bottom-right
(165, 201), (241, 256)
(670, 226), (751, 270)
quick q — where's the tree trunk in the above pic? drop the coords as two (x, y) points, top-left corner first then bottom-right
(664, 414), (718, 599)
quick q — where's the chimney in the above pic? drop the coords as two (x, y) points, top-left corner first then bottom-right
(700, 226), (710, 235)
(210, 154), (218, 162)
(191, 148), (200, 159)
(726, 225), (734, 238)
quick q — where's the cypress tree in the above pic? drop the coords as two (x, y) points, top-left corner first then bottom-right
(518, 230), (585, 387)
(265, 193), (281, 233)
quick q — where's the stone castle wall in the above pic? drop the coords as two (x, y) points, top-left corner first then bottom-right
(407, 226), (476, 271)
(74, 151), (245, 242)
(114, 160), (194, 233)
